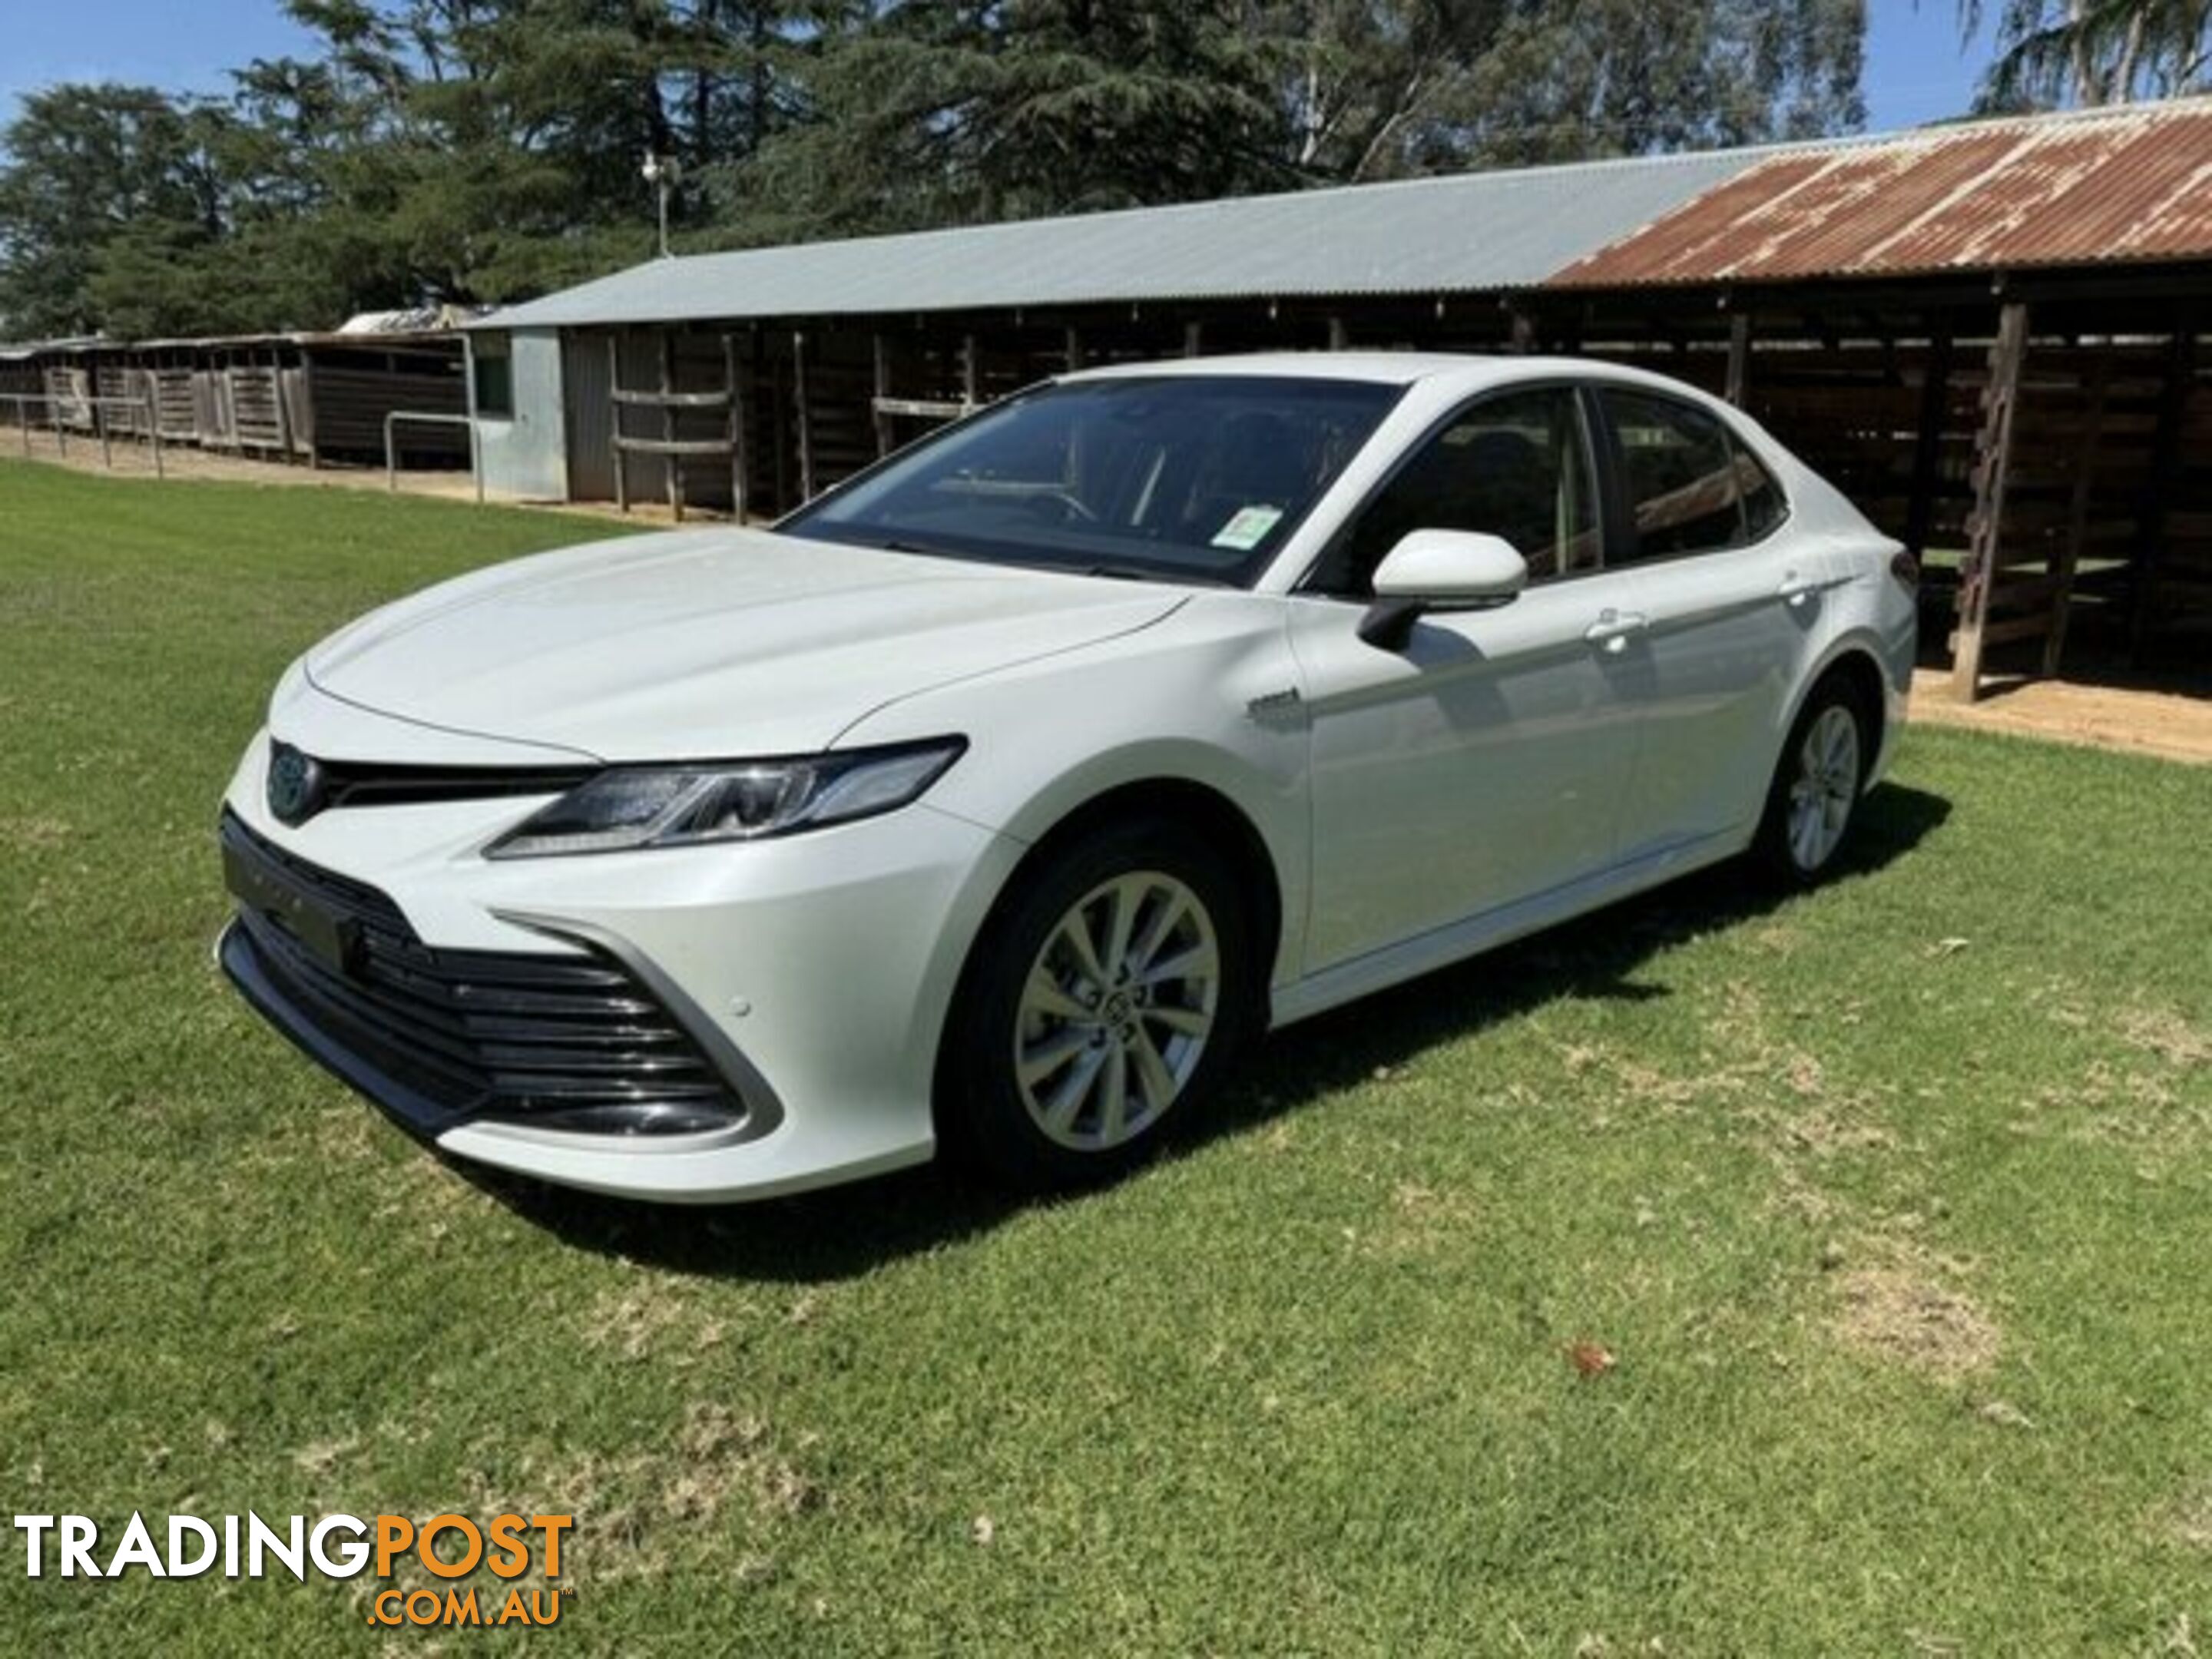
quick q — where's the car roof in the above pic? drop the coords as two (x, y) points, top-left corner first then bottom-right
(1062, 350), (1683, 395)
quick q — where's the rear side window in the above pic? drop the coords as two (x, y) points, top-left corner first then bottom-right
(1602, 389), (1783, 561)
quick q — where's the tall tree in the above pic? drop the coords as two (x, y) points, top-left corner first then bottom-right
(735, 1), (1293, 238)
(0, 86), (230, 337)
(1962, 0), (2212, 106)
(1256, 0), (1863, 180)
(0, 0), (1873, 339)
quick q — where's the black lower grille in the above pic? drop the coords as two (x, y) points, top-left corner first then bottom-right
(218, 810), (745, 1136)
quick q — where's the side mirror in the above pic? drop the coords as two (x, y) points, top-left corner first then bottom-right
(1358, 530), (1528, 649)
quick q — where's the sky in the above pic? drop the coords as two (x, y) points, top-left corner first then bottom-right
(0, 0), (2002, 136)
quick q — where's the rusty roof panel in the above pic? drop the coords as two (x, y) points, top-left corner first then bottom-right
(1551, 101), (2212, 287)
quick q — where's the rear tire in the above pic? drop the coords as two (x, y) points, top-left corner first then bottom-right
(938, 815), (1256, 1193)
(1754, 675), (1870, 884)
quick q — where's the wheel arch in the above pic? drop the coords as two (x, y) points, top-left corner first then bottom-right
(1781, 636), (1894, 793)
(929, 770), (1291, 1134)
(1002, 777), (1286, 990)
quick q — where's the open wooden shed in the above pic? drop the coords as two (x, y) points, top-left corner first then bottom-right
(456, 99), (2206, 697)
(8, 321), (468, 467)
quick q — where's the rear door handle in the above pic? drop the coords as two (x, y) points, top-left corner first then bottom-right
(1583, 610), (1649, 653)
(1777, 573), (1820, 608)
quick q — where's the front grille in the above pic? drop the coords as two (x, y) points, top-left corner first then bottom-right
(313, 757), (598, 811)
(219, 810), (744, 1136)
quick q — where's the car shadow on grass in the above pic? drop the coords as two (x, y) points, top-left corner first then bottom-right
(1208, 780), (1952, 1145)
(473, 782), (1952, 1283)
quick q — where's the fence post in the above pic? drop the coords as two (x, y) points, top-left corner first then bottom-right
(384, 409), (478, 499)
(147, 384), (164, 480)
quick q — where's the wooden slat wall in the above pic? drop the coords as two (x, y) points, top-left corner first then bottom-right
(12, 338), (462, 462)
(303, 350), (465, 459)
(94, 364), (149, 434)
(191, 369), (233, 447)
(2152, 349), (2212, 616)
(667, 329), (743, 512)
(152, 369), (197, 439)
(227, 366), (288, 452)
(1753, 348), (1976, 550)
(796, 327), (877, 503)
(42, 367), (92, 429)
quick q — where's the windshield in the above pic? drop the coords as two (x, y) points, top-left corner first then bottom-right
(778, 374), (1403, 587)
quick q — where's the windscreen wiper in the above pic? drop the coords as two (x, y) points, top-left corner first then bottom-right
(876, 540), (1224, 588)
(1077, 562), (1230, 588)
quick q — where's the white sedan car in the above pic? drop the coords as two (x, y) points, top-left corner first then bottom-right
(219, 353), (1914, 1200)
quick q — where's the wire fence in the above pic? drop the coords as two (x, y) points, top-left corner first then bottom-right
(4, 391), (486, 502)
(1, 389), (164, 477)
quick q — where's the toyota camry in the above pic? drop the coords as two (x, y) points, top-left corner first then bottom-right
(217, 353), (1915, 1200)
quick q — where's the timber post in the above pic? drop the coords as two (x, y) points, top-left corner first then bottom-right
(1950, 300), (2029, 703)
(1724, 310), (1751, 407)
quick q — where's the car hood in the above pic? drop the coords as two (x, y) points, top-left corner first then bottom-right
(303, 528), (1187, 760)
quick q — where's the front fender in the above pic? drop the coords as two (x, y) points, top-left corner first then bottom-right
(836, 593), (1313, 994)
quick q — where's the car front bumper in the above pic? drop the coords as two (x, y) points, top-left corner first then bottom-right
(218, 727), (1024, 1202)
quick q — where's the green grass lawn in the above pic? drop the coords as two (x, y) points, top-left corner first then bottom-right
(2, 459), (2208, 1654)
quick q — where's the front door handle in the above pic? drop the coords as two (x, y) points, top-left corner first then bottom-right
(1584, 610), (1650, 653)
(1777, 573), (1820, 608)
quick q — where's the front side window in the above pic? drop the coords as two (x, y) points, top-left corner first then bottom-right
(1312, 387), (1598, 595)
(1603, 389), (1783, 561)
(780, 375), (1402, 587)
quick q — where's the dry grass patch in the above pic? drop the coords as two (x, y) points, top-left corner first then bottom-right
(1830, 1245), (2002, 1383)
(290, 1433), (363, 1479)
(1782, 1104), (1901, 1157)
(579, 1278), (713, 1361)
(2043, 1057), (2212, 1165)
(2118, 1007), (2211, 1069)
(0, 813), (71, 852)
(1360, 1177), (1484, 1257)
(2152, 1486), (2212, 1552)
(445, 1400), (824, 1593)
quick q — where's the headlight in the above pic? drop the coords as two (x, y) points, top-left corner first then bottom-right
(485, 738), (965, 859)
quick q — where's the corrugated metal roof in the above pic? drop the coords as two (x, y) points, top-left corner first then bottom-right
(475, 99), (2212, 333)
(336, 304), (487, 334)
(0, 335), (106, 359)
(1551, 98), (2212, 286)
(475, 148), (1760, 329)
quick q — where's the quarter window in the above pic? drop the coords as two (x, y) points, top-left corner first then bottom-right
(1601, 389), (1783, 561)
(1319, 388), (1598, 594)
(1738, 436), (1787, 540)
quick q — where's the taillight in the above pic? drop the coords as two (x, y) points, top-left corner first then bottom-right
(1889, 550), (1920, 591)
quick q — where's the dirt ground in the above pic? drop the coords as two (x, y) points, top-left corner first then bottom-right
(0, 421), (693, 522)
(1910, 670), (2212, 767)
(6, 428), (2205, 763)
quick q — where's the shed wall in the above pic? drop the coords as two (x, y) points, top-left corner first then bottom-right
(475, 329), (568, 500)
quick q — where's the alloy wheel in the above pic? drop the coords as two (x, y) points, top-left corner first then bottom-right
(1787, 703), (1861, 873)
(1013, 872), (1220, 1151)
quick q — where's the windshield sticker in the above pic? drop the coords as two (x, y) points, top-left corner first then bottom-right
(1210, 505), (1284, 551)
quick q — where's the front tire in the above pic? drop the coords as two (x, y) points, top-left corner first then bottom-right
(1755, 676), (1869, 883)
(939, 816), (1255, 1192)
